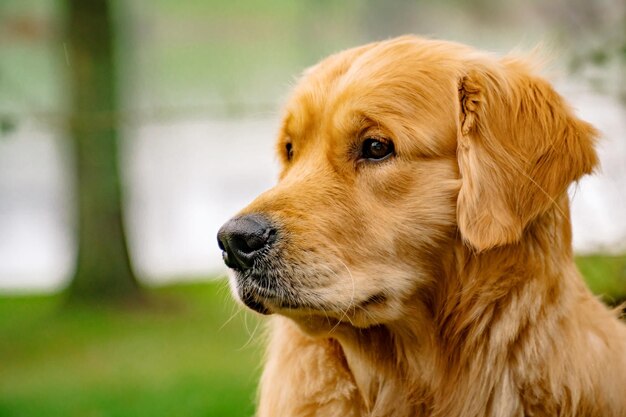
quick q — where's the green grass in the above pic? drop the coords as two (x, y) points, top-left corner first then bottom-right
(0, 281), (263, 417)
(576, 253), (626, 305)
(0, 255), (624, 417)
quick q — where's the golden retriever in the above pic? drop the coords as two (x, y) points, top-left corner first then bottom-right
(217, 36), (626, 417)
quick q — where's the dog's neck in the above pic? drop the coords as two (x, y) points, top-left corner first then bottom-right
(333, 303), (438, 416)
(334, 197), (589, 415)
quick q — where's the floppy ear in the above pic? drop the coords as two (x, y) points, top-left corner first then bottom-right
(456, 57), (599, 251)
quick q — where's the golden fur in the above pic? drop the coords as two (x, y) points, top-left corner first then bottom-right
(224, 36), (626, 416)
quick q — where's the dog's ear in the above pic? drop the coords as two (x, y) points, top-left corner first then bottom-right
(456, 57), (599, 251)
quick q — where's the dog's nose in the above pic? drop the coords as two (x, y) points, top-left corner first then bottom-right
(217, 214), (276, 271)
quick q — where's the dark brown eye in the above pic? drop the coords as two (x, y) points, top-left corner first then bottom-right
(286, 143), (293, 160)
(361, 138), (394, 161)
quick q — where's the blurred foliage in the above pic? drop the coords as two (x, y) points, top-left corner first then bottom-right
(0, 116), (16, 137)
(5, 0), (623, 124)
(0, 281), (262, 417)
(553, 0), (626, 103)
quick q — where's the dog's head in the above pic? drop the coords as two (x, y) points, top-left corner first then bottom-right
(217, 36), (598, 328)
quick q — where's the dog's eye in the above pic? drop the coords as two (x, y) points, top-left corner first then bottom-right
(286, 143), (293, 160)
(361, 138), (394, 161)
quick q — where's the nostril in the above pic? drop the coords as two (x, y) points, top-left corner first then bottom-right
(242, 233), (269, 253)
(231, 235), (254, 255)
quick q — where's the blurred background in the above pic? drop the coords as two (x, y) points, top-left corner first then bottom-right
(0, 0), (624, 416)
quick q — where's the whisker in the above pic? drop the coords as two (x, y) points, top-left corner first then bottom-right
(237, 315), (262, 351)
(219, 303), (244, 332)
(329, 260), (357, 333)
(310, 262), (349, 329)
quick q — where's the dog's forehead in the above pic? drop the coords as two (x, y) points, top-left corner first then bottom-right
(280, 38), (463, 156)
(281, 47), (373, 140)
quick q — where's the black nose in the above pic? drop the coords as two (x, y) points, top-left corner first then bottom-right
(217, 214), (277, 271)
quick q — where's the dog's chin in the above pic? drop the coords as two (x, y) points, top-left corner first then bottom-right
(232, 278), (274, 315)
(239, 289), (273, 315)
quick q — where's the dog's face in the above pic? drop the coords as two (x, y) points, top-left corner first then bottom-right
(217, 37), (597, 329)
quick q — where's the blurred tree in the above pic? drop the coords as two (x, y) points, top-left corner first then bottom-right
(538, 0), (626, 103)
(65, 0), (141, 302)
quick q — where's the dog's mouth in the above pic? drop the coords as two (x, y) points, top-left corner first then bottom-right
(229, 259), (396, 331)
(231, 266), (308, 315)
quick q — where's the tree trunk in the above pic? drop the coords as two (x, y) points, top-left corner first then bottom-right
(65, 0), (141, 302)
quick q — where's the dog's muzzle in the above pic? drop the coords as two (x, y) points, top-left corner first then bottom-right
(217, 214), (278, 314)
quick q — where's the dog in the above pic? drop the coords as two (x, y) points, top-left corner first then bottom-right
(217, 36), (626, 417)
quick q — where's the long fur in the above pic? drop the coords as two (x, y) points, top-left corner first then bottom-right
(226, 36), (626, 417)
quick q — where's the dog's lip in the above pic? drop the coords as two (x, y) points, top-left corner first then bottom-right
(235, 272), (310, 314)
